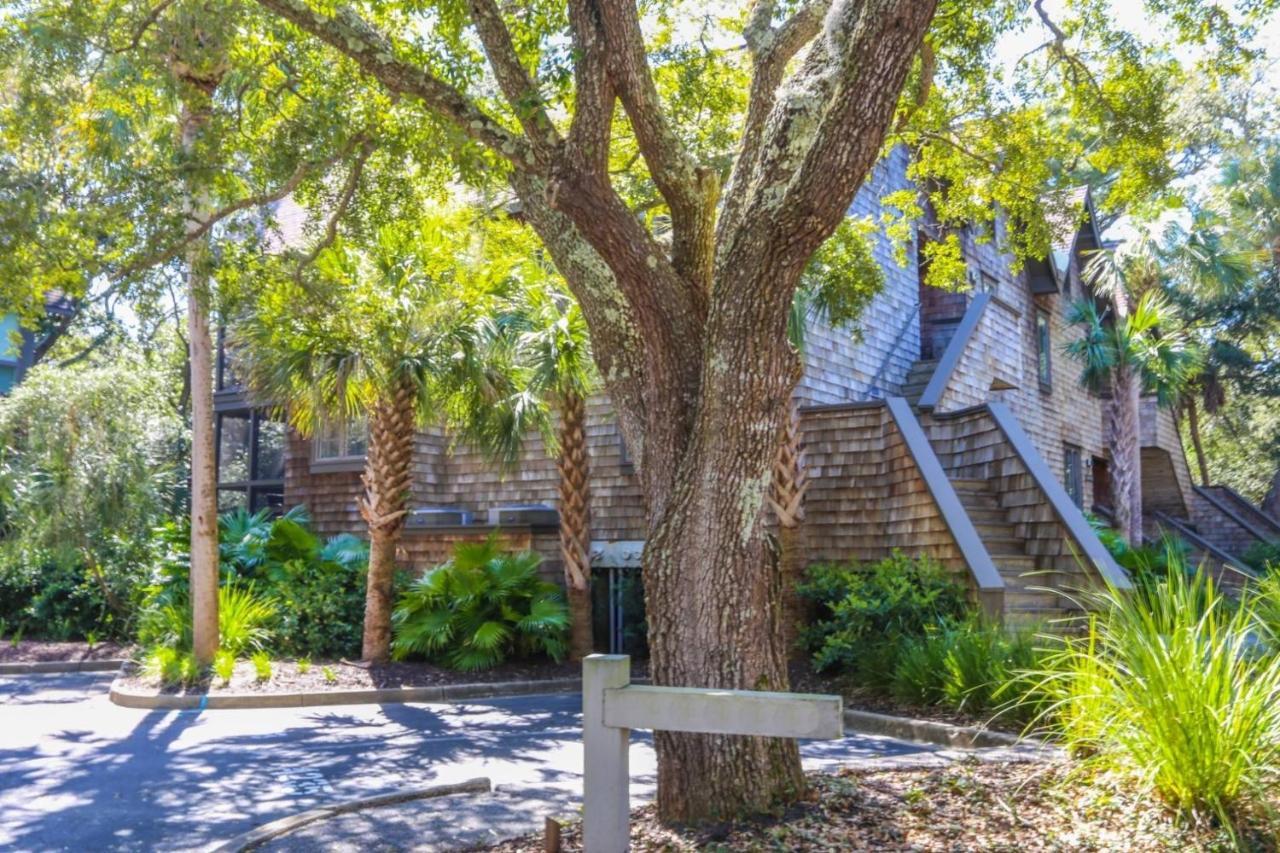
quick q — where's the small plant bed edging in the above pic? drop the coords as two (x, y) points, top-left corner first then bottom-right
(482, 762), (1253, 852)
(110, 658), (614, 709)
(0, 640), (131, 674)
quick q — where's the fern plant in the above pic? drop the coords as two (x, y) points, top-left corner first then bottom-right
(391, 538), (570, 670)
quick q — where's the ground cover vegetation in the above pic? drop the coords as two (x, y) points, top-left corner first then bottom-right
(801, 550), (1280, 836)
(4, 0), (1280, 826)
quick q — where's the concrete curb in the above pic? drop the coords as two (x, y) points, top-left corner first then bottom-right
(207, 777), (492, 853)
(110, 675), (584, 710)
(843, 708), (1037, 750)
(0, 659), (127, 675)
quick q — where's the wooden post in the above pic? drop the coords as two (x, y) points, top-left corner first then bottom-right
(582, 654), (631, 853)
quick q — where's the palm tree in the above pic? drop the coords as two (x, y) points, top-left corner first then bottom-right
(1068, 245), (1201, 545)
(231, 223), (495, 662)
(458, 279), (599, 661)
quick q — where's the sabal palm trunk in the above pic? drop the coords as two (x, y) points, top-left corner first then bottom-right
(1109, 365), (1144, 545)
(768, 400), (808, 652)
(1185, 396), (1210, 485)
(557, 390), (593, 660)
(359, 377), (416, 662)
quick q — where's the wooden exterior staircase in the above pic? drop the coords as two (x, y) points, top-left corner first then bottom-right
(900, 358), (937, 407)
(949, 476), (1080, 627)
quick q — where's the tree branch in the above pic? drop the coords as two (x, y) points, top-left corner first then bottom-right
(719, 0), (829, 246)
(252, 0), (535, 167)
(293, 138), (375, 283)
(464, 0), (560, 163)
(594, 0), (716, 292)
(112, 134), (364, 285)
(564, 0), (615, 175)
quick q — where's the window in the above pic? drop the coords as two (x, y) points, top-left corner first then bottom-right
(1063, 445), (1084, 509)
(216, 409), (286, 512)
(313, 418), (368, 464)
(1035, 310), (1053, 392)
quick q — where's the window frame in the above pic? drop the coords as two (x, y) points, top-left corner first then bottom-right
(215, 408), (286, 513)
(1063, 444), (1084, 509)
(1035, 309), (1053, 394)
(310, 417), (369, 473)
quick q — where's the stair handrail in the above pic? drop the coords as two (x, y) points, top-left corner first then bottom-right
(917, 292), (992, 411)
(885, 397), (1005, 619)
(1194, 484), (1280, 540)
(986, 401), (1132, 589)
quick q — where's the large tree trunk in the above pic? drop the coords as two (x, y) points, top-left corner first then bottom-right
(556, 390), (594, 660)
(359, 378), (416, 662)
(178, 95), (220, 668)
(1185, 396), (1210, 485)
(1109, 366), (1145, 546)
(769, 400), (809, 654)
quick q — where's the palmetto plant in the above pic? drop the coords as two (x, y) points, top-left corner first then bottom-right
(391, 537), (569, 671)
(1068, 244), (1202, 545)
(231, 216), (506, 662)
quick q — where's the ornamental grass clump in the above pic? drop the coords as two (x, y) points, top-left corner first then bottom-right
(1030, 564), (1280, 827)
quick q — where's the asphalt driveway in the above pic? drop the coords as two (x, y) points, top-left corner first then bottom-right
(0, 672), (941, 851)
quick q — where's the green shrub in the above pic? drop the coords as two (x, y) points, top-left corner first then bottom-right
(213, 650), (236, 685)
(797, 552), (968, 684)
(1029, 565), (1280, 826)
(322, 665), (338, 684)
(1242, 539), (1280, 573)
(1089, 515), (1192, 587)
(145, 646), (199, 687)
(392, 538), (570, 670)
(138, 507), (368, 660)
(251, 650), (272, 681)
(891, 615), (1046, 722)
(297, 657), (311, 674)
(137, 582), (276, 658)
(0, 360), (184, 640)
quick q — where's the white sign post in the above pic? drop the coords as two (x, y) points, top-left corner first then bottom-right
(582, 654), (844, 852)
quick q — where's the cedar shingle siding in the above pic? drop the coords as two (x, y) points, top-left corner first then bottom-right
(273, 152), (1271, 608)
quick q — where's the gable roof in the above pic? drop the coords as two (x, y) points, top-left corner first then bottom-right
(1043, 185), (1104, 289)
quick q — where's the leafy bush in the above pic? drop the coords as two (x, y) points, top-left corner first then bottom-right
(797, 552), (968, 684)
(219, 506), (368, 659)
(138, 506), (368, 660)
(213, 650), (236, 685)
(145, 646), (198, 687)
(138, 582), (276, 658)
(0, 361), (184, 639)
(1029, 565), (1280, 826)
(1089, 515), (1191, 587)
(1242, 539), (1280, 573)
(251, 650), (272, 681)
(392, 538), (570, 670)
(890, 615), (1046, 723)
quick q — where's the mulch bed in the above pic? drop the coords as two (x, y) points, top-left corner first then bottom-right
(0, 640), (130, 664)
(482, 761), (1249, 852)
(119, 657), (642, 696)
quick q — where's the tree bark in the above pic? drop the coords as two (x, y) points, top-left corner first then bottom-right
(1185, 395), (1210, 486)
(359, 378), (416, 662)
(1109, 366), (1144, 546)
(557, 390), (594, 660)
(179, 97), (220, 668)
(249, 0), (937, 824)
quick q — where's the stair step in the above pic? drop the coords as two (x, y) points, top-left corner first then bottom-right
(983, 537), (1027, 556)
(964, 507), (1007, 522)
(974, 522), (1016, 537)
(949, 478), (991, 491)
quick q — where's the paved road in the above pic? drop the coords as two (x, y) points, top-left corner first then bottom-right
(0, 672), (941, 851)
